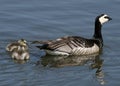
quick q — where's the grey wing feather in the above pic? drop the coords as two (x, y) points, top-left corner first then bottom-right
(35, 36), (96, 53)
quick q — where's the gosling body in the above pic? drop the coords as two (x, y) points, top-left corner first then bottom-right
(6, 39), (29, 60)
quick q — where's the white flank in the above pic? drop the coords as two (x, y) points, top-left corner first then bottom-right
(45, 50), (69, 55)
(45, 44), (99, 55)
(71, 44), (99, 55)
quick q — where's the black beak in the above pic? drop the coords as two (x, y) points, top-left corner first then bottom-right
(105, 16), (112, 21)
(108, 17), (112, 21)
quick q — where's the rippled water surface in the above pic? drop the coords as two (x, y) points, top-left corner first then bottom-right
(0, 0), (120, 86)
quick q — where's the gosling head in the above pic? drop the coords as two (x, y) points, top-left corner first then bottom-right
(18, 39), (27, 46)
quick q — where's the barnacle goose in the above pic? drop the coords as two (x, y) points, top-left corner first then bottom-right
(33, 14), (112, 55)
(6, 39), (29, 60)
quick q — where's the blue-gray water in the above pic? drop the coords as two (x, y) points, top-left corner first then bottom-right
(0, 0), (120, 86)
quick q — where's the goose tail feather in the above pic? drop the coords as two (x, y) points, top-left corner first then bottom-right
(32, 41), (49, 44)
(36, 44), (50, 50)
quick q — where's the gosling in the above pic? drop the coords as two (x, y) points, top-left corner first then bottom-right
(6, 39), (29, 60)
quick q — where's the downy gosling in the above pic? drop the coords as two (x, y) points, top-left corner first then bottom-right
(6, 39), (29, 60)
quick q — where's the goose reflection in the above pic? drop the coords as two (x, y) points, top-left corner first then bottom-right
(90, 56), (106, 85)
(38, 54), (100, 68)
(37, 54), (105, 85)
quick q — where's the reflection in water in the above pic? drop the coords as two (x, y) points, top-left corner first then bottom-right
(36, 54), (105, 85)
(38, 54), (100, 67)
(6, 52), (29, 64)
(90, 56), (105, 85)
(96, 70), (105, 85)
(13, 59), (29, 64)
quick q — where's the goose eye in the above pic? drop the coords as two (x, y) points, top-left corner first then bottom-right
(104, 16), (112, 20)
(104, 16), (109, 19)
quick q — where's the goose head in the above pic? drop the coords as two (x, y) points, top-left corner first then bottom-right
(96, 14), (112, 25)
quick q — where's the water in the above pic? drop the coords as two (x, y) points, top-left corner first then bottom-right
(0, 0), (120, 86)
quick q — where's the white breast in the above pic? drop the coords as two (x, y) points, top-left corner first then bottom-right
(12, 52), (29, 60)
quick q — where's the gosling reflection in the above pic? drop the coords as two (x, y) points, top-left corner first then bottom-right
(13, 59), (29, 64)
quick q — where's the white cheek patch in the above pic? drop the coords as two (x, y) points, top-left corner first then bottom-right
(99, 14), (109, 24)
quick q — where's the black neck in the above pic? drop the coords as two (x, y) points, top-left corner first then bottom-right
(93, 20), (103, 42)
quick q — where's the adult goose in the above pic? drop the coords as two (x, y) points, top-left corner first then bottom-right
(33, 14), (112, 55)
(6, 39), (29, 60)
